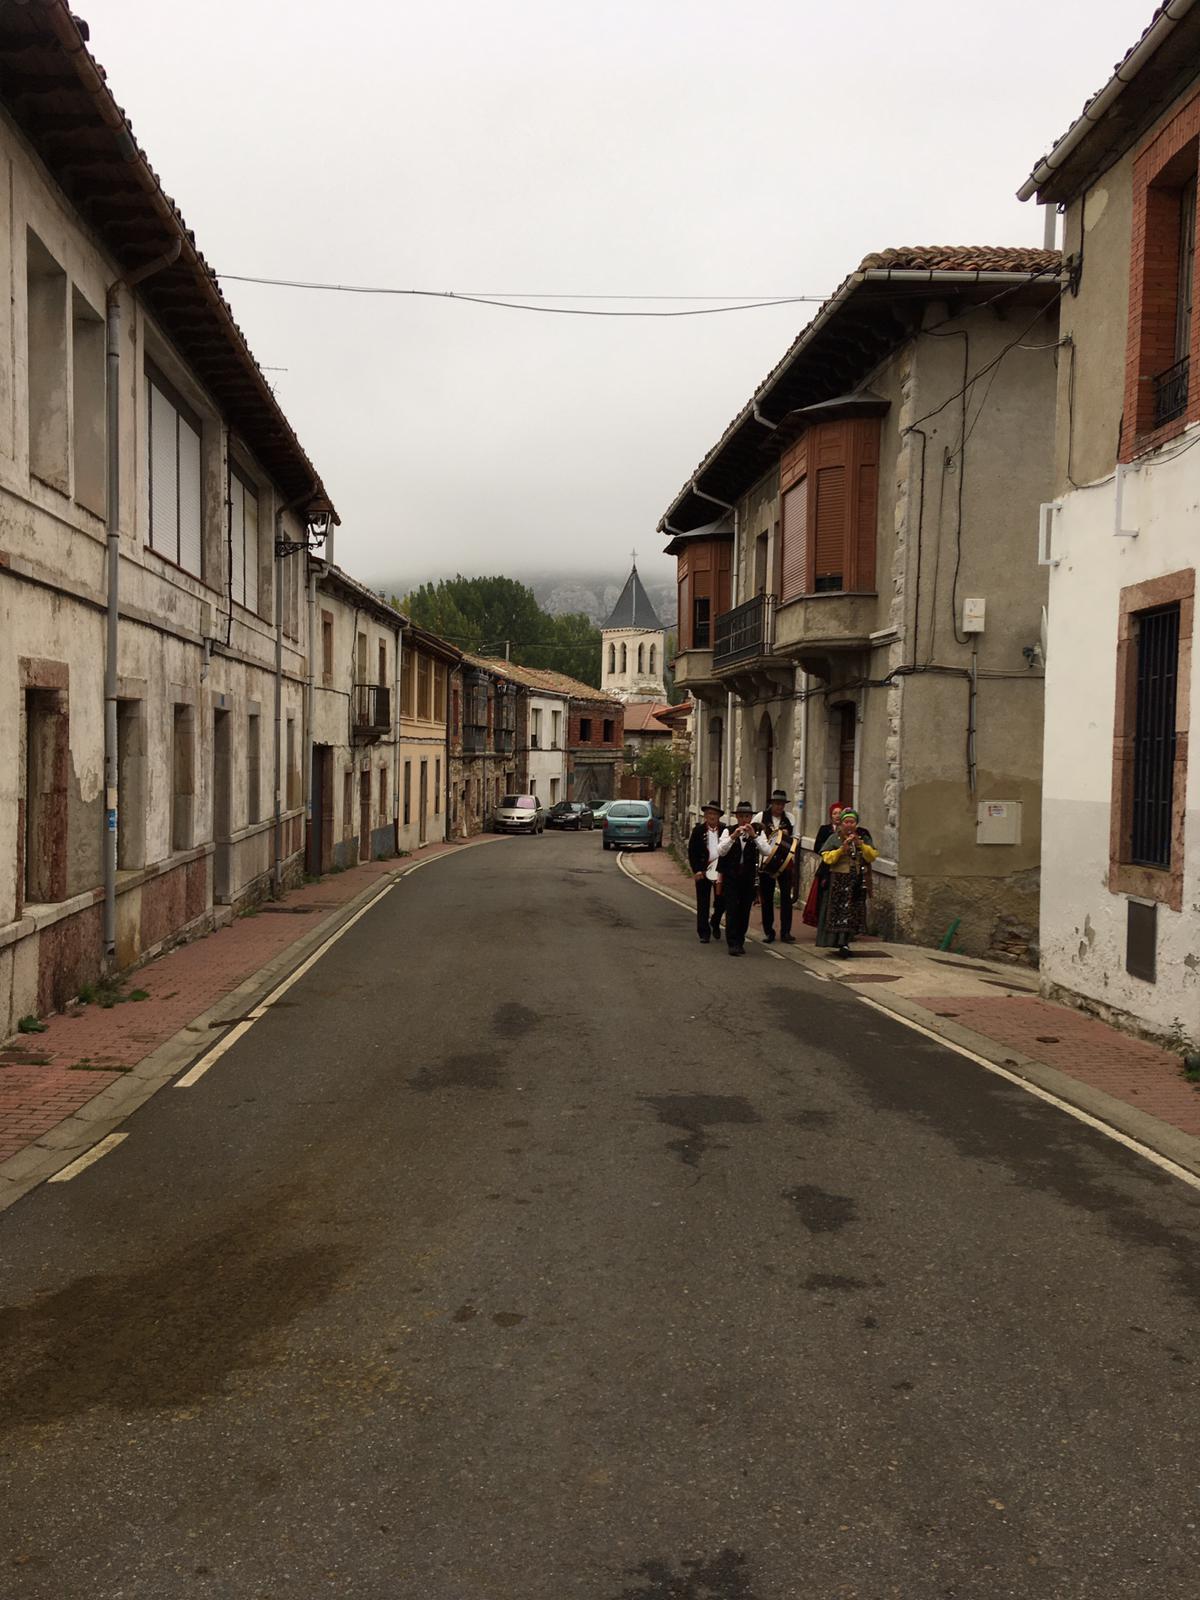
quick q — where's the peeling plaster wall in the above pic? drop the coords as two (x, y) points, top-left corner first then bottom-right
(1041, 445), (1200, 1041)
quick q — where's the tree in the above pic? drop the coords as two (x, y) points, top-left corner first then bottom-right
(402, 576), (602, 685)
(629, 743), (689, 789)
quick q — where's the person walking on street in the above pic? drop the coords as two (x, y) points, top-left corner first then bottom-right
(754, 789), (798, 944)
(687, 801), (726, 944)
(717, 801), (760, 957)
(816, 808), (878, 956)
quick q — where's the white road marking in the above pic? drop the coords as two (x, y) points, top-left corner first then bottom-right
(858, 996), (1200, 1195)
(175, 882), (395, 1088)
(48, 1132), (128, 1183)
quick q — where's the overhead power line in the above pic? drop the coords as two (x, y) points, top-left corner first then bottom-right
(215, 273), (830, 317)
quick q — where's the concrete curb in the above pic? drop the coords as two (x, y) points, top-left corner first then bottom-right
(617, 850), (1200, 1185)
(0, 837), (503, 1214)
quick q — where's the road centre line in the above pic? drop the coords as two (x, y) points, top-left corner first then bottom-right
(47, 1132), (128, 1183)
(858, 996), (1200, 1195)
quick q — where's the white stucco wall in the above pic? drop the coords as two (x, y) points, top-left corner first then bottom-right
(1041, 440), (1200, 1041)
(525, 692), (567, 802)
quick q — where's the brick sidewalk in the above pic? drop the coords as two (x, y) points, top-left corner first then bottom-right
(623, 843), (1200, 1146)
(0, 840), (473, 1166)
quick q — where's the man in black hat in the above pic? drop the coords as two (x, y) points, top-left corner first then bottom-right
(716, 801), (759, 957)
(686, 801), (726, 944)
(753, 788), (798, 944)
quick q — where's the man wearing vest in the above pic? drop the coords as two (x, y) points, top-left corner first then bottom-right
(753, 788), (798, 944)
(686, 800), (725, 943)
(716, 801), (760, 957)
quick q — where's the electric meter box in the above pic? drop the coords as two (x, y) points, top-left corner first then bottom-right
(962, 597), (987, 634)
(977, 800), (1022, 845)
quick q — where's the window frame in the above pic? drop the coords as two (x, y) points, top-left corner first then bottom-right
(146, 361), (205, 579)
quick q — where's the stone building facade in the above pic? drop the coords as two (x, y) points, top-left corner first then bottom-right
(665, 246), (1060, 959)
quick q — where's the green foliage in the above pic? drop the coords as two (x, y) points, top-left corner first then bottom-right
(402, 575), (601, 686)
(17, 1014), (47, 1034)
(630, 744), (689, 789)
(663, 631), (686, 704)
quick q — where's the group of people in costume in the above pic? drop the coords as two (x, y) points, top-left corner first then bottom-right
(686, 796), (877, 959)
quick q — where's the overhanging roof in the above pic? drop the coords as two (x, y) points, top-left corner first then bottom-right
(1019, 0), (1200, 205)
(0, 1), (337, 519)
(657, 247), (1060, 538)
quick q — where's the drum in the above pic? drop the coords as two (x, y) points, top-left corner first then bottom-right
(760, 834), (798, 879)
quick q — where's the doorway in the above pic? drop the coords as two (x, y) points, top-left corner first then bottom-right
(309, 744), (334, 874)
(419, 760), (429, 845)
(359, 766), (371, 861)
(213, 708), (232, 901)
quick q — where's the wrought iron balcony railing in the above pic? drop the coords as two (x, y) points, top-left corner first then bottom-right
(713, 593), (775, 668)
(352, 683), (391, 738)
(1152, 354), (1190, 429)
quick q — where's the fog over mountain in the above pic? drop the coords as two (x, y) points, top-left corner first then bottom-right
(373, 567), (678, 631)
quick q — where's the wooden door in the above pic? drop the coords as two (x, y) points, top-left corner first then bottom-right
(359, 769), (371, 861)
(419, 760), (428, 845)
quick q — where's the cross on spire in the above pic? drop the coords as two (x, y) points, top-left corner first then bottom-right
(631, 547), (637, 568)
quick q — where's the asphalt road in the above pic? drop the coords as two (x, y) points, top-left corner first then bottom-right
(2, 835), (1199, 1599)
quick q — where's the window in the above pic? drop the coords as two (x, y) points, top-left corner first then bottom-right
(148, 370), (203, 575)
(26, 231), (68, 492)
(778, 420), (879, 597)
(379, 640), (387, 686)
(1130, 604), (1181, 868)
(418, 652), (432, 719)
(286, 716), (299, 808)
(603, 719), (614, 742)
(229, 467), (259, 611)
(609, 643), (616, 674)
(343, 769), (353, 838)
(321, 611), (334, 685)
(530, 777), (537, 796)
(23, 686), (68, 904)
(551, 709), (561, 748)
(579, 717), (592, 742)
(404, 761), (412, 825)
(72, 288), (105, 516)
(754, 530), (770, 594)
(116, 699), (146, 870)
(435, 758), (441, 813)
(171, 704), (195, 851)
(637, 643), (645, 673)
(531, 707), (542, 748)
(452, 687), (461, 734)
(403, 654), (417, 718)
(620, 643), (627, 673)
(649, 644), (656, 675)
(247, 710), (261, 824)
(356, 631), (367, 682)
(550, 777), (559, 803)
(694, 596), (711, 648)
(380, 765), (389, 819)
(434, 664), (446, 722)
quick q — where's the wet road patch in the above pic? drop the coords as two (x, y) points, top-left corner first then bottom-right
(409, 1053), (506, 1092)
(492, 1002), (538, 1039)
(609, 1548), (759, 1599)
(641, 1094), (761, 1168)
(782, 1184), (857, 1233)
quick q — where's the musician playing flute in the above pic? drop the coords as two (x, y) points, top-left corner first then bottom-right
(687, 800), (726, 945)
(817, 808), (878, 958)
(753, 788), (798, 944)
(716, 801), (761, 957)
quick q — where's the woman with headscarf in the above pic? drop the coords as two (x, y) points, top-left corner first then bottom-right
(816, 809), (878, 956)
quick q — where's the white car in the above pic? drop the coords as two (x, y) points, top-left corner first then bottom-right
(493, 794), (546, 834)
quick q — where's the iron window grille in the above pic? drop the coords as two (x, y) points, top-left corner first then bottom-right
(1130, 602), (1180, 868)
(713, 593), (774, 668)
(1152, 355), (1190, 429)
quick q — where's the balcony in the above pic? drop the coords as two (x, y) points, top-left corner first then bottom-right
(463, 724), (486, 754)
(671, 647), (719, 696)
(773, 590), (879, 679)
(1152, 355), (1190, 429)
(713, 594), (775, 668)
(352, 683), (391, 740)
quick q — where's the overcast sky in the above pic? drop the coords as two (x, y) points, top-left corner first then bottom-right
(88, 0), (1147, 589)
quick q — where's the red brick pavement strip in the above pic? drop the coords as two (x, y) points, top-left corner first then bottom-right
(0, 839), (477, 1171)
(907, 994), (1200, 1139)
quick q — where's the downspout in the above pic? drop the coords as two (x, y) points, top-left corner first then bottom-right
(273, 490), (316, 896)
(102, 236), (182, 968)
(393, 621), (403, 852)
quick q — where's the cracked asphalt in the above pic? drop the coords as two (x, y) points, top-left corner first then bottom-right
(1, 834), (1199, 1598)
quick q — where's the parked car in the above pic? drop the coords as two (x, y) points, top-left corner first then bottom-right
(546, 801), (595, 831)
(589, 800), (614, 826)
(602, 800), (663, 851)
(493, 794), (546, 834)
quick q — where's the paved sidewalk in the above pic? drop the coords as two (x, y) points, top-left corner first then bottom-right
(0, 838), (480, 1170)
(626, 843), (1200, 1150)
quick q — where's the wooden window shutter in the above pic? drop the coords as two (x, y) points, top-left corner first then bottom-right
(853, 461), (878, 590)
(781, 482), (807, 601)
(678, 571), (691, 647)
(813, 464), (847, 588)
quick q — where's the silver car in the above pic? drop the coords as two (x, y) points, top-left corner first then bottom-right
(493, 793), (546, 834)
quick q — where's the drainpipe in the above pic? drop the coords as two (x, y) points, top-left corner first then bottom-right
(393, 621), (403, 852)
(273, 490), (316, 896)
(102, 236), (182, 968)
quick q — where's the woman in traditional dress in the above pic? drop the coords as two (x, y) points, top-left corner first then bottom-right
(803, 802), (843, 929)
(816, 809), (878, 956)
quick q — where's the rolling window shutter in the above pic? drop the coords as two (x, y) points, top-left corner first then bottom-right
(813, 465), (847, 586)
(230, 474), (245, 605)
(177, 415), (202, 576)
(678, 573), (690, 648)
(781, 482), (807, 601)
(244, 483), (259, 613)
(148, 378), (178, 559)
(854, 462), (878, 590)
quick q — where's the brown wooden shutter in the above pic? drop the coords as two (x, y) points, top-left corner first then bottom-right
(854, 460), (879, 590)
(813, 465), (847, 588)
(678, 570), (690, 649)
(781, 482), (807, 601)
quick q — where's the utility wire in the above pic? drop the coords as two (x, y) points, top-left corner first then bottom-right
(215, 273), (830, 317)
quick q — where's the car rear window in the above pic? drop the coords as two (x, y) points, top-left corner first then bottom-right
(500, 795), (535, 809)
(608, 802), (650, 818)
